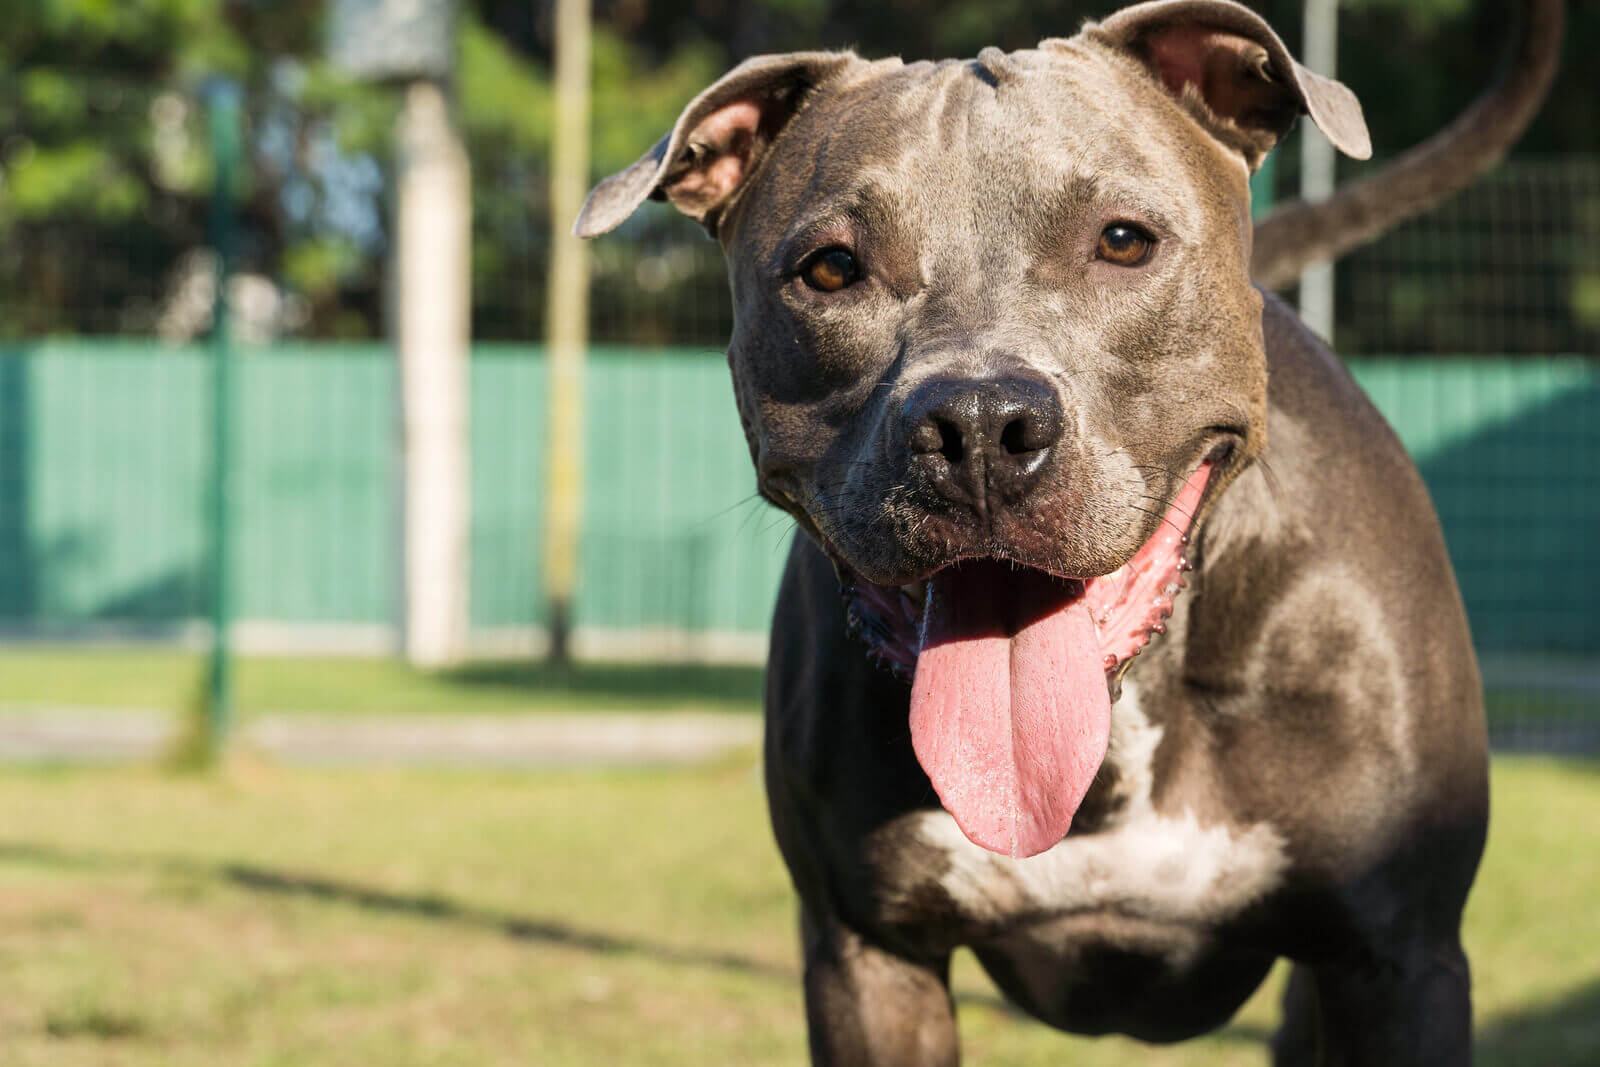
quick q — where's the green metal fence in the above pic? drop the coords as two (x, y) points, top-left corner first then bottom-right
(1, 340), (1596, 663)
(0, 341), (787, 655)
(1357, 359), (1600, 653)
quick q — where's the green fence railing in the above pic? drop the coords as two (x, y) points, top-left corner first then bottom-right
(0, 342), (1596, 659)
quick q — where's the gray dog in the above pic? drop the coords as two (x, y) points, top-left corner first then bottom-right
(577, 0), (1561, 1062)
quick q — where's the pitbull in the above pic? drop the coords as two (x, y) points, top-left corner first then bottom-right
(575, 0), (1561, 1061)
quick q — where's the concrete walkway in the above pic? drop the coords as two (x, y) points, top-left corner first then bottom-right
(0, 707), (761, 768)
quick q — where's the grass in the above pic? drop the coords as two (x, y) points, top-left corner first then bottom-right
(3, 647), (1591, 740)
(0, 756), (1595, 1066)
(0, 646), (763, 717)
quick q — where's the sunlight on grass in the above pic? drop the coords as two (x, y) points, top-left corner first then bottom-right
(0, 646), (762, 718)
(0, 757), (1594, 1064)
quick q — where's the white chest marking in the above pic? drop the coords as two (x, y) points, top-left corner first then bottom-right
(908, 681), (1289, 926)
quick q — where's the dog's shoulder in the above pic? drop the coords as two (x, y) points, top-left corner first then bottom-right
(1188, 291), (1484, 843)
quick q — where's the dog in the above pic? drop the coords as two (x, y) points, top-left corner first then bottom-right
(576, 1), (1562, 1061)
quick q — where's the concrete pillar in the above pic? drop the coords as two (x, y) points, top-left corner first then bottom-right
(395, 79), (471, 667)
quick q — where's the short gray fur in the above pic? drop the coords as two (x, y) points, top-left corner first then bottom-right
(578, 2), (1561, 1062)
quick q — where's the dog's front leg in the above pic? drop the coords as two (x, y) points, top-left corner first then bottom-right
(801, 907), (958, 1067)
(1275, 939), (1473, 1067)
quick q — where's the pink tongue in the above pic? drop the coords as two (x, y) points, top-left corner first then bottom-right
(908, 563), (1111, 858)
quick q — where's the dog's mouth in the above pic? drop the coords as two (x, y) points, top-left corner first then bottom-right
(824, 460), (1215, 859)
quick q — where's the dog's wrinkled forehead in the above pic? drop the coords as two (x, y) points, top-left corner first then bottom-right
(573, 1), (1369, 244)
(734, 43), (1217, 256)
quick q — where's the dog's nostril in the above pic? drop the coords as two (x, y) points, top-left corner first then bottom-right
(903, 374), (1058, 477)
(936, 419), (965, 463)
(1000, 417), (1036, 455)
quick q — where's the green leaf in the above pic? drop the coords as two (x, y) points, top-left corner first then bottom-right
(2, 141), (146, 221)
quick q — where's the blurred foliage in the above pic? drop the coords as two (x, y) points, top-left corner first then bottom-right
(0, 0), (1594, 344)
(0, 0), (380, 337)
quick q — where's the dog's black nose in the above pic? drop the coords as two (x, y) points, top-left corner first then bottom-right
(903, 374), (1063, 512)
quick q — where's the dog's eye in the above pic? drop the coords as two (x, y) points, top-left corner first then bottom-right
(1096, 224), (1155, 266)
(801, 248), (860, 292)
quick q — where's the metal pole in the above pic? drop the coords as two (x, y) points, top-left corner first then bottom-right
(206, 80), (241, 748)
(1299, 0), (1338, 342)
(1250, 150), (1276, 219)
(543, 0), (591, 664)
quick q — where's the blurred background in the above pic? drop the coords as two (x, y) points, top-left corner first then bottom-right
(0, 2), (1596, 1065)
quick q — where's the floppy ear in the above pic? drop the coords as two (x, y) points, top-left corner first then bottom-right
(1089, 0), (1371, 170)
(574, 51), (859, 239)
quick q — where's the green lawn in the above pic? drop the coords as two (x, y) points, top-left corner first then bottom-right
(2, 648), (1592, 743)
(0, 646), (763, 717)
(0, 757), (1596, 1066)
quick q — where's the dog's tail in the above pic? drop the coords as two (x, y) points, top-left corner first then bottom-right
(1250, 0), (1563, 290)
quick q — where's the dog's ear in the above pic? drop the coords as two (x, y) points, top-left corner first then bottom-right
(574, 51), (858, 238)
(1087, 0), (1371, 170)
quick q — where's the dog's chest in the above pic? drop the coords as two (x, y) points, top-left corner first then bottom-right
(864, 682), (1290, 943)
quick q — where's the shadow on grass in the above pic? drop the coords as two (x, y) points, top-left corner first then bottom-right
(223, 862), (1038, 1015)
(1206, 973), (1600, 1063)
(0, 839), (1028, 1012)
(221, 863), (794, 981)
(11, 839), (1593, 1058)
(439, 660), (765, 711)
(0, 840), (787, 981)
(1478, 974), (1600, 1066)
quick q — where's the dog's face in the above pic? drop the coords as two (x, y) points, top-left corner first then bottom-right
(720, 42), (1267, 591)
(580, 0), (1369, 857)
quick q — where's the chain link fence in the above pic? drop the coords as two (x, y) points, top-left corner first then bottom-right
(1340, 159), (1600, 356)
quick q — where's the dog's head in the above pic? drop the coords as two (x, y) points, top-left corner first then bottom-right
(579, 0), (1369, 857)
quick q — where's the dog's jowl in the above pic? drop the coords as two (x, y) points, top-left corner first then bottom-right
(578, 0), (1563, 1062)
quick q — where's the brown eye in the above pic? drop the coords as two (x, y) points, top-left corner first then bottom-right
(1096, 223), (1154, 266)
(802, 248), (860, 292)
